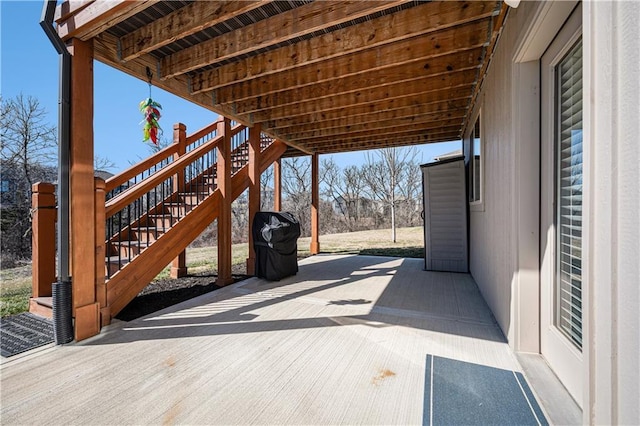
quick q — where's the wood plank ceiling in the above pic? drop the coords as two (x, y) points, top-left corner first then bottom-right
(56, 0), (507, 156)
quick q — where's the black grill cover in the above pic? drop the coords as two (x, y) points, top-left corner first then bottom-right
(252, 212), (301, 281)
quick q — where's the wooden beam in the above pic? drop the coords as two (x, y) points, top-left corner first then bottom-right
(191, 2), (495, 94)
(254, 84), (474, 122)
(211, 21), (488, 105)
(217, 118), (233, 286)
(170, 123), (188, 279)
(306, 127), (460, 147)
(306, 132), (461, 154)
(217, 61), (478, 111)
(310, 153), (320, 255)
(267, 98), (470, 139)
(119, 1), (267, 61)
(246, 123), (262, 276)
(161, 0), (409, 79)
(94, 177), (107, 326)
(286, 117), (465, 142)
(222, 41), (483, 121)
(270, 108), (467, 135)
(93, 32), (245, 125)
(299, 124), (462, 146)
(58, 1), (157, 41)
(69, 37), (99, 340)
(232, 67), (478, 116)
(31, 182), (56, 299)
(273, 158), (282, 212)
(55, 0), (94, 23)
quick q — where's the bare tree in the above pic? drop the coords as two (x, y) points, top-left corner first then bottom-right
(260, 163), (274, 211)
(322, 158), (367, 232)
(281, 156), (311, 236)
(1, 94), (57, 186)
(363, 146), (420, 242)
(94, 155), (117, 172)
(0, 95), (57, 262)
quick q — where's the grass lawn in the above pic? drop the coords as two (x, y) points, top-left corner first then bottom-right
(0, 227), (424, 317)
(0, 265), (33, 317)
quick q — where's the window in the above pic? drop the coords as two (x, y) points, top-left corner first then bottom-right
(555, 38), (583, 350)
(469, 117), (481, 203)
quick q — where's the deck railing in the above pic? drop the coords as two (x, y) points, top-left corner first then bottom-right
(100, 117), (270, 279)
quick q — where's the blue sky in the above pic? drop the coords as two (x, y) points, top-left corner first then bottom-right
(1, 1), (461, 173)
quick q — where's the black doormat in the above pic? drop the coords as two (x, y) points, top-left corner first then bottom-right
(1, 313), (54, 358)
(423, 354), (548, 425)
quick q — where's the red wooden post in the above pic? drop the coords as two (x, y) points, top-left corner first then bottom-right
(246, 123), (262, 275)
(273, 158), (282, 211)
(171, 123), (188, 279)
(94, 177), (110, 326)
(31, 182), (56, 299)
(69, 38), (100, 341)
(217, 117), (233, 286)
(310, 153), (320, 254)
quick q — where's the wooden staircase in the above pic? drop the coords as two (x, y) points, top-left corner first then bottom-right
(96, 119), (285, 323)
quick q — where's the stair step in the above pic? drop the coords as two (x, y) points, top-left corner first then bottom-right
(146, 215), (177, 227)
(111, 241), (149, 247)
(111, 240), (149, 257)
(177, 192), (209, 203)
(129, 226), (167, 243)
(105, 256), (131, 276)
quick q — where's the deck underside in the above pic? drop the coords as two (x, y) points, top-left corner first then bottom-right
(2, 255), (544, 424)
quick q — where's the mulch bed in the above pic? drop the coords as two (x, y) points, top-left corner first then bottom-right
(115, 266), (249, 322)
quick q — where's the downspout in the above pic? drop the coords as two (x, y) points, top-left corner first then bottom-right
(40, 0), (73, 344)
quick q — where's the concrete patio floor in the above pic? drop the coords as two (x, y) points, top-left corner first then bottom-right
(1, 255), (575, 425)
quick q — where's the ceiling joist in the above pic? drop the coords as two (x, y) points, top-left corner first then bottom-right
(190, 2), (494, 94)
(55, 0), (508, 155)
(119, 1), (268, 61)
(161, 0), (409, 80)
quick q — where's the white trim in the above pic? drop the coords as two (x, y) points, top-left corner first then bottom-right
(583, 2), (640, 423)
(513, 1), (579, 63)
(467, 108), (485, 212)
(540, 3), (583, 409)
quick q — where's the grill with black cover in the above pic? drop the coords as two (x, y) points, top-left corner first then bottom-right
(252, 212), (301, 281)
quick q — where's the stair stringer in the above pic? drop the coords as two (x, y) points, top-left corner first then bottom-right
(105, 140), (287, 320)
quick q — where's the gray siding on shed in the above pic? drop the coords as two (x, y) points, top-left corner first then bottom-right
(422, 159), (468, 273)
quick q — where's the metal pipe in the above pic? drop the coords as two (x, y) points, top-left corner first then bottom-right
(40, 0), (73, 344)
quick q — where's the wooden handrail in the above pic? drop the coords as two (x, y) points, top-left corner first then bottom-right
(229, 122), (245, 138)
(105, 120), (240, 193)
(105, 132), (224, 218)
(105, 143), (179, 193)
(185, 121), (219, 145)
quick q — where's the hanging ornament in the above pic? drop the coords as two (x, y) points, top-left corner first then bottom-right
(139, 67), (162, 145)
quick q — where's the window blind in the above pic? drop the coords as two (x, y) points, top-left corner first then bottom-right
(556, 40), (583, 349)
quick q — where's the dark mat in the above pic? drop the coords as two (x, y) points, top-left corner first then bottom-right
(423, 354), (548, 426)
(1, 313), (54, 358)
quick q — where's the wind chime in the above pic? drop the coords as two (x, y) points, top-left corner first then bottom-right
(139, 67), (162, 145)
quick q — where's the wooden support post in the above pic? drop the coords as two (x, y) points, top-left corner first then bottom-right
(246, 123), (262, 275)
(310, 152), (320, 254)
(171, 123), (188, 279)
(94, 177), (110, 327)
(217, 117), (233, 286)
(273, 157), (282, 212)
(31, 182), (56, 299)
(69, 38), (100, 341)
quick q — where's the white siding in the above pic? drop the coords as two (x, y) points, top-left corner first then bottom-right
(467, 2), (543, 346)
